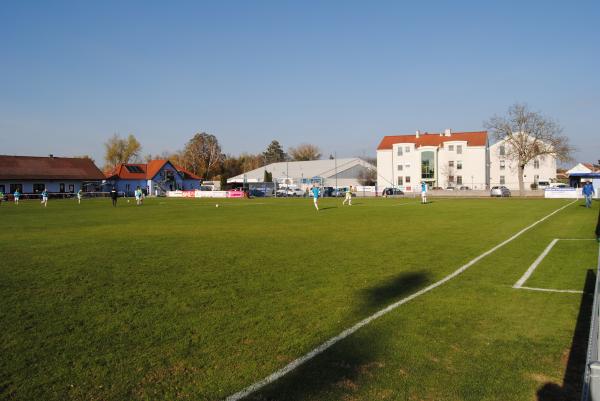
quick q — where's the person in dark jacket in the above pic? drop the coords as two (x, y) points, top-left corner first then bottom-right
(583, 182), (595, 208)
(110, 187), (118, 207)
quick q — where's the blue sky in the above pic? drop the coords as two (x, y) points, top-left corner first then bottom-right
(1, 1), (598, 165)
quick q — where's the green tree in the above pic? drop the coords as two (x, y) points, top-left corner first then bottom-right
(262, 140), (287, 164)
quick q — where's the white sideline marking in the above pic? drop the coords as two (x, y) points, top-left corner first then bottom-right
(518, 286), (583, 294)
(513, 238), (597, 291)
(224, 199), (577, 401)
(513, 239), (559, 289)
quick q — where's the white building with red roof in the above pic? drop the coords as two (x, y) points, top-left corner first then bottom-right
(378, 129), (559, 191)
(377, 129), (489, 192)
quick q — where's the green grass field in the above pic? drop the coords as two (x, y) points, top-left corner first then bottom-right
(1, 196), (598, 401)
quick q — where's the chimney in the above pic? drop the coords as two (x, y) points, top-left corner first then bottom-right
(444, 128), (452, 137)
(415, 130), (420, 138)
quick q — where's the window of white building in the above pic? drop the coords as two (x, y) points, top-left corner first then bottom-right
(457, 161), (462, 170)
(500, 160), (505, 170)
(534, 159), (540, 169)
(405, 163), (411, 169)
(449, 175), (454, 183)
(397, 164), (403, 171)
(397, 147), (403, 156)
(457, 176), (463, 184)
(456, 145), (463, 154)
(405, 176), (411, 183)
(405, 146), (410, 153)
(449, 161), (454, 168)
(448, 145), (454, 151)
(499, 145), (505, 156)
(397, 176), (403, 185)
(500, 176), (505, 185)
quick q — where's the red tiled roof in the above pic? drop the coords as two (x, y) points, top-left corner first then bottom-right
(174, 165), (201, 180)
(105, 163), (147, 180)
(581, 163), (600, 172)
(377, 131), (488, 150)
(105, 160), (201, 180)
(0, 155), (105, 180)
(146, 160), (168, 179)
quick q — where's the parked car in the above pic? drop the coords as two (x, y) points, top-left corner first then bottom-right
(332, 188), (355, 197)
(549, 183), (569, 189)
(537, 181), (550, 189)
(382, 187), (404, 196)
(321, 187), (334, 197)
(459, 186), (471, 190)
(249, 189), (265, 197)
(432, 186), (443, 190)
(490, 186), (511, 197)
(445, 186), (456, 191)
(276, 188), (305, 197)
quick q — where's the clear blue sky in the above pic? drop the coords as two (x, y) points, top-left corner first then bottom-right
(1, 0), (598, 165)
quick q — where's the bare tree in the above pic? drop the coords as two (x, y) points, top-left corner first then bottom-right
(439, 163), (455, 188)
(180, 132), (224, 179)
(485, 103), (573, 195)
(357, 168), (377, 186)
(103, 134), (142, 170)
(289, 143), (321, 161)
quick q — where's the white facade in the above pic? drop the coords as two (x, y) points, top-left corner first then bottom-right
(377, 130), (559, 192)
(377, 131), (488, 192)
(489, 140), (556, 190)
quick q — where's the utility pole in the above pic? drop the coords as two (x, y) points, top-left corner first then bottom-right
(334, 152), (338, 191)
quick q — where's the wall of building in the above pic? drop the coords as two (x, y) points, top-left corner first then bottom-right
(379, 140), (488, 192)
(388, 143), (420, 192)
(107, 179), (148, 196)
(489, 142), (556, 190)
(0, 180), (86, 194)
(376, 149), (393, 189)
(437, 142), (487, 189)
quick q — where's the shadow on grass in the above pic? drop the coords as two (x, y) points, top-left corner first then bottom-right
(246, 271), (428, 401)
(318, 206), (338, 211)
(537, 269), (595, 401)
(359, 271), (430, 312)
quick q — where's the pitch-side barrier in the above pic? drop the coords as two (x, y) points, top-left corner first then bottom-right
(582, 243), (600, 401)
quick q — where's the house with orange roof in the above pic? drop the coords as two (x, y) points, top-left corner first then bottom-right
(376, 129), (489, 191)
(105, 160), (201, 196)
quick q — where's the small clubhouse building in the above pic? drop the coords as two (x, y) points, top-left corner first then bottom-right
(105, 160), (201, 196)
(0, 155), (105, 195)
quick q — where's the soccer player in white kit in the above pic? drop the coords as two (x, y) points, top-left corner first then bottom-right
(343, 186), (353, 206)
(41, 188), (49, 207)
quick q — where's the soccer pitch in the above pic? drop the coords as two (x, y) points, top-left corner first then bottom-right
(1, 197), (598, 401)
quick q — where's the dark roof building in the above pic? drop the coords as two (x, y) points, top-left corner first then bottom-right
(0, 155), (105, 180)
(0, 155), (105, 195)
